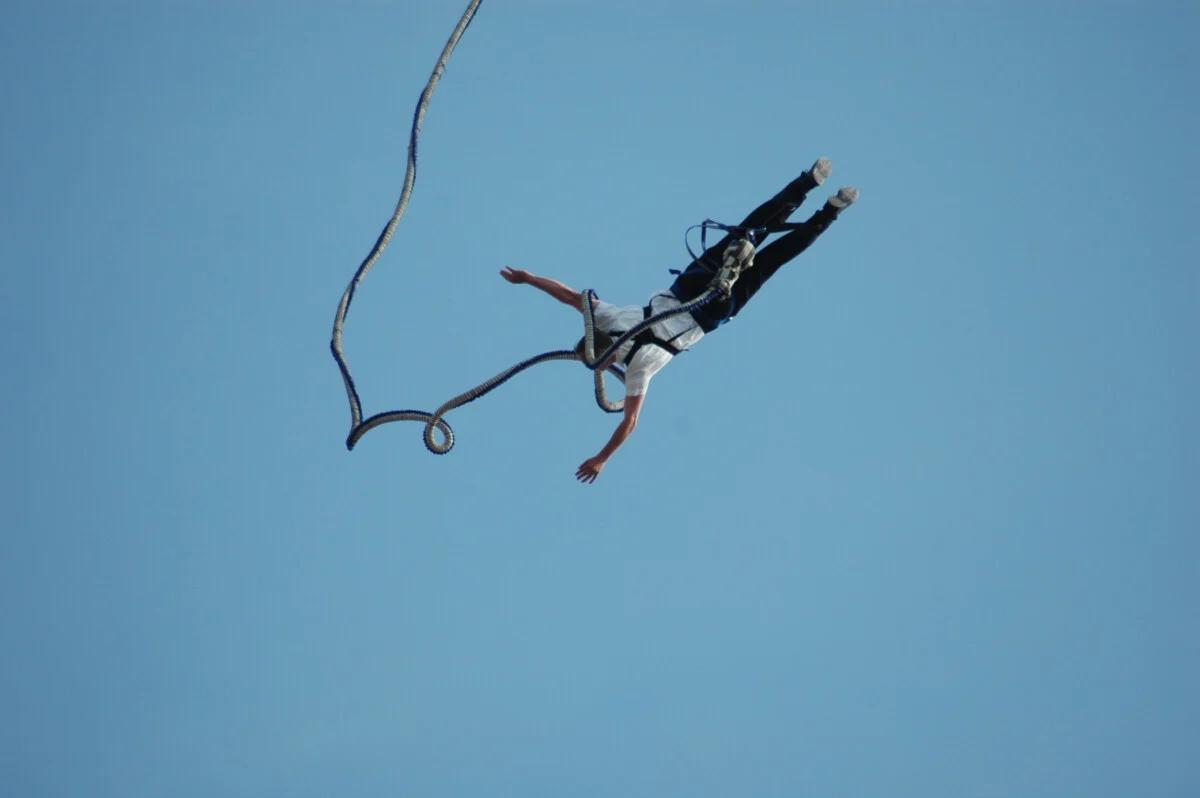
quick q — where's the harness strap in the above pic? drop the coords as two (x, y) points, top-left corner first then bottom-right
(620, 303), (683, 366)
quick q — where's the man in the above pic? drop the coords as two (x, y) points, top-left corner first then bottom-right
(500, 158), (857, 483)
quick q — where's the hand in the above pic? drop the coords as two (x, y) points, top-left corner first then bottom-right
(500, 266), (530, 284)
(575, 455), (607, 484)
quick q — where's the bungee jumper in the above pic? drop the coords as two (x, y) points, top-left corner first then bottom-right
(500, 159), (858, 482)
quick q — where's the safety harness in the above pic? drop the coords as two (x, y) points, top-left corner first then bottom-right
(669, 222), (796, 330)
(611, 299), (687, 366)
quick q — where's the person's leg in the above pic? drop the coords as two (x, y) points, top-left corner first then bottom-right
(729, 187), (858, 312)
(738, 159), (832, 231)
(697, 158), (832, 261)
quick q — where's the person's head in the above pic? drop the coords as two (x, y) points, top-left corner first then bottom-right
(575, 331), (615, 367)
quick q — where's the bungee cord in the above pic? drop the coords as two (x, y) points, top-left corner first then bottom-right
(329, 0), (484, 452)
(329, 0), (748, 455)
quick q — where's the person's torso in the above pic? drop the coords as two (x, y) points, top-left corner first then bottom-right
(593, 293), (704, 395)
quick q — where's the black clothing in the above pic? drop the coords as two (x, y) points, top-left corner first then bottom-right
(668, 172), (839, 332)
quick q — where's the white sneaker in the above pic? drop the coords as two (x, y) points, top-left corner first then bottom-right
(828, 186), (858, 209)
(810, 157), (832, 186)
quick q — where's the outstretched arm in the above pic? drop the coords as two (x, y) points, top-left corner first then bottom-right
(576, 393), (644, 484)
(500, 266), (589, 310)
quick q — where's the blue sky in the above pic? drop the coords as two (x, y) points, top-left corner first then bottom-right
(3, 2), (1197, 796)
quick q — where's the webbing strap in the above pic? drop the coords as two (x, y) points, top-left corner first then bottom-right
(622, 304), (682, 366)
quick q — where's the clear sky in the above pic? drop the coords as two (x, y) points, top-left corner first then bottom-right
(3, 1), (1197, 796)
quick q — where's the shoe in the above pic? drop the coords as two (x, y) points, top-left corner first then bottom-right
(809, 157), (832, 186)
(827, 186), (858, 210)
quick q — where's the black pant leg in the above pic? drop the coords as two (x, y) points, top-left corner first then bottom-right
(729, 205), (837, 311)
(738, 172), (820, 232)
(685, 172), (819, 269)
